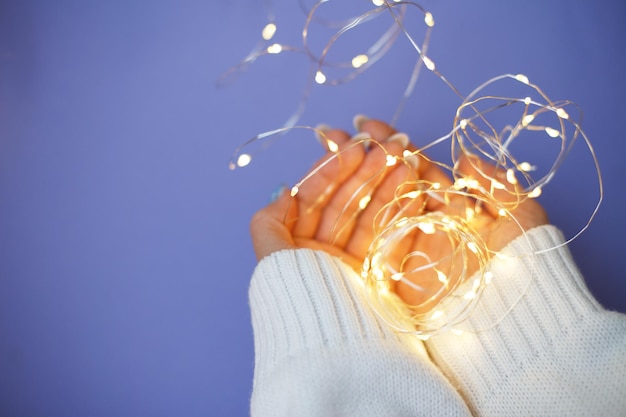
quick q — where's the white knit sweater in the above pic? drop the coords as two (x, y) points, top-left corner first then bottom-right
(249, 226), (626, 416)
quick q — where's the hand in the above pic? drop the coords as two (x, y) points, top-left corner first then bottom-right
(250, 119), (548, 310)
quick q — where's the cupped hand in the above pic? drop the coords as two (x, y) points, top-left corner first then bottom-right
(250, 118), (548, 309)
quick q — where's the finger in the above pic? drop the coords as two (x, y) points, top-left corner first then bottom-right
(315, 134), (408, 249)
(454, 154), (528, 218)
(292, 129), (367, 239)
(360, 119), (453, 211)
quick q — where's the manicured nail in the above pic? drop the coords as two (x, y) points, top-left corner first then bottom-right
(351, 131), (372, 150)
(353, 114), (369, 131)
(270, 184), (288, 203)
(387, 132), (410, 148)
(314, 124), (332, 146)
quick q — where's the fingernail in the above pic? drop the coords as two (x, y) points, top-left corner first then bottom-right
(314, 124), (332, 146)
(270, 184), (288, 203)
(353, 114), (369, 131)
(351, 131), (372, 150)
(387, 132), (410, 148)
(404, 151), (420, 170)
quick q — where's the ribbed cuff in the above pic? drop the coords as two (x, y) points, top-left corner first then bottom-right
(425, 225), (624, 414)
(249, 248), (408, 377)
(445, 225), (602, 340)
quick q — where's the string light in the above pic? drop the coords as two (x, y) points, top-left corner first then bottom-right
(223, 1), (603, 337)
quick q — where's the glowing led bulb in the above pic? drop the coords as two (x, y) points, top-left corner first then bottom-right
(491, 179), (506, 190)
(459, 119), (468, 129)
(422, 56), (435, 71)
(315, 70), (327, 84)
(372, 0), (384, 5)
(515, 74), (530, 84)
(545, 127), (560, 138)
(556, 108), (569, 119)
(524, 96), (532, 105)
(290, 186), (299, 197)
(386, 155), (398, 166)
(391, 272), (403, 281)
(351, 54), (369, 68)
(519, 162), (534, 172)
(436, 270), (448, 284)
(528, 187), (542, 198)
(266, 43), (282, 54)
(431, 310), (444, 320)
(506, 168), (518, 185)
(359, 195), (372, 210)
(418, 222), (436, 234)
(237, 153), (252, 167)
(424, 12), (435, 27)
(467, 241), (478, 254)
(484, 271), (493, 284)
(326, 140), (339, 152)
(498, 208), (507, 217)
(262, 23), (277, 41)
(522, 114), (535, 127)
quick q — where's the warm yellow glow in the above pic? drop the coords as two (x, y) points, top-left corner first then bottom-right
(498, 208), (507, 217)
(467, 241), (478, 253)
(506, 168), (518, 185)
(237, 153), (252, 167)
(485, 271), (493, 284)
(556, 108), (569, 119)
(524, 96), (532, 105)
(459, 119), (468, 129)
(315, 70), (327, 84)
(266, 43), (283, 54)
(386, 155), (398, 166)
(522, 114), (535, 127)
(519, 162), (533, 172)
(545, 127), (560, 138)
(418, 222), (436, 234)
(372, 0), (384, 5)
(262, 23), (277, 41)
(491, 179), (506, 190)
(351, 54), (369, 68)
(327, 139), (339, 152)
(454, 177), (479, 190)
(463, 290), (476, 300)
(465, 207), (475, 221)
(359, 195), (372, 210)
(423, 56), (435, 71)
(436, 270), (448, 284)
(391, 272), (403, 281)
(515, 73), (530, 84)
(528, 187), (542, 198)
(424, 12), (435, 27)
(290, 186), (299, 197)
(431, 310), (444, 320)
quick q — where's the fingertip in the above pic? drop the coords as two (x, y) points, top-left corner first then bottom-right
(359, 119), (397, 142)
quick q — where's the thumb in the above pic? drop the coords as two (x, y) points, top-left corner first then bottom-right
(250, 188), (298, 261)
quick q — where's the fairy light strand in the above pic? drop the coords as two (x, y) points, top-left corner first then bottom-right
(223, 1), (603, 337)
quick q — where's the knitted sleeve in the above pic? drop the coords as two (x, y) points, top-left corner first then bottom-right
(425, 225), (626, 417)
(249, 249), (472, 417)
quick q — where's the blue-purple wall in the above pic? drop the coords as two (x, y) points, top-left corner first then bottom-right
(1, 1), (624, 415)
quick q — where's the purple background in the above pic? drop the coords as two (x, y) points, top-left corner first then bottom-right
(1, 1), (624, 416)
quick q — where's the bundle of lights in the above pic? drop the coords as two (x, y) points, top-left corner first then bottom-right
(224, 0), (602, 337)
